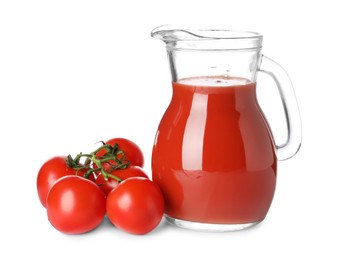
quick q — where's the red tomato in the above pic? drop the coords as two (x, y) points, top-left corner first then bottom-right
(46, 175), (106, 234)
(37, 156), (94, 208)
(106, 177), (164, 235)
(97, 137), (144, 168)
(96, 166), (149, 197)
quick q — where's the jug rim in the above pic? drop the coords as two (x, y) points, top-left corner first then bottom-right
(151, 25), (263, 51)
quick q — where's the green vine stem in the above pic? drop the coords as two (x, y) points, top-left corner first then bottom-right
(66, 142), (130, 183)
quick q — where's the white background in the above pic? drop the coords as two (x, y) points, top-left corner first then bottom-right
(1, 0), (338, 259)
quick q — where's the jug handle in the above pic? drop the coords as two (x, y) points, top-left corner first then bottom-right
(258, 55), (302, 161)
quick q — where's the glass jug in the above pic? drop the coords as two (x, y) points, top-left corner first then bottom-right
(151, 25), (302, 231)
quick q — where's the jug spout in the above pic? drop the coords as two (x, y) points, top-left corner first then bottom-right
(151, 25), (208, 42)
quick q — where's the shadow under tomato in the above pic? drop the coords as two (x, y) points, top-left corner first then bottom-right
(88, 215), (170, 236)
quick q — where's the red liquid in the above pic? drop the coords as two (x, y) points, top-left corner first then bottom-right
(152, 76), (277, 224)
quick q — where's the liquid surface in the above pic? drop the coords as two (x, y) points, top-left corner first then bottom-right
(178, 76), (251, 87)
(152, 76), (277, 224)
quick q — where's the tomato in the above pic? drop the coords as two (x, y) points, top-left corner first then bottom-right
(46, 175), (106, 234)
(37, 156), (94, 208)
(97, 137), (144, 168)
(106, 177), (164, 235)
(96, 166), (149, 197)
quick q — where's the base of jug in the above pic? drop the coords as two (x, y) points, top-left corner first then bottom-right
(165, 215), (261, 232)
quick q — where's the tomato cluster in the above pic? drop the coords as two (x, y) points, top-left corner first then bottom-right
(37, 138), (164, 235)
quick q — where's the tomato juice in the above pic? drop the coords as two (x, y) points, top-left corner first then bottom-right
(152, 76), (277, 224)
